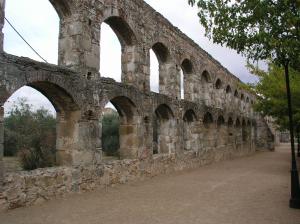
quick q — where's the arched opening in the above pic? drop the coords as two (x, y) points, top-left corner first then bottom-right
(150, 49), (159, 93)
(235, 118), (242, 150)
(242, 119), (249, 143)
(150, 43), (171, 95)
(246, 97), (250, 103)
(226, 85), (232, 94)
(227, 117), (234, 146)
(241, 93), (245, 101)
(215, 79), (222, 89)
(180, 68), (184, 99)
(3, 0), (59, 64)
(215, 78), (223, 108)
(100, 16), (137, 84)
(101, 96), (140, 160)
(234, 90), (239, 98)
(100, 23), (121, 82)
(153, 104), (175, 154)
(1, 82), (79, 171)
(181, 59), (194, 101)
(203, 112), (214, 148)
(101, 103), (120, 160)
(217, 115), (226, 147)
(183, 109), (198, 151)
(201, 71), (211, 105)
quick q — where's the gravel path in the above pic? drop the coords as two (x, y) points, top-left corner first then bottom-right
(1, 144), (299, 224)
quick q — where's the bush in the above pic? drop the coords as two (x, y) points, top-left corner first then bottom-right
(101, 112), (120, 157)
(18, 147), (56, 171)
(4, 98), (56, 170)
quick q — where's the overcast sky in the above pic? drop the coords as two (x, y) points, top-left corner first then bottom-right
(3, 0), (259, 115)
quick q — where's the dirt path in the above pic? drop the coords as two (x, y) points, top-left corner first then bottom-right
(1, 144), (299, 224)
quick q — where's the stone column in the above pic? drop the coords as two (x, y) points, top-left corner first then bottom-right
(160, 63), (180, 99)
(58, 11), (100, 80)
(0, 0), (5, 52)
(0, 106), (4, 186)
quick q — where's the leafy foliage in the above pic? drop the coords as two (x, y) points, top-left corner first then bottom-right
(188, 0), (300, 68)
(247, 63), (300, 131)
(4, 98), (56, 170)
(101, 112), (120, 157)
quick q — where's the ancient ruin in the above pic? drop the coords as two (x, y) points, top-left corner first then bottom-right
(0, 0), (274, 210)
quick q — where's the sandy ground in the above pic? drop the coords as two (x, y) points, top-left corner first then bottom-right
(1, 144), (299, 224)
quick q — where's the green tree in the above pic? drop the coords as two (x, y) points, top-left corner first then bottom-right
(247, 63), (300, 131)
(4, 98), (56, 170)
(188, 0), (300, 69)
(101, 112), (120, 157)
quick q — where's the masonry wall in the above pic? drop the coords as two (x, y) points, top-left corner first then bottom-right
(0, 0), (274, 211)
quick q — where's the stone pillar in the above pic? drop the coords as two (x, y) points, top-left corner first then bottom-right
(0, 0), (5, 52)
(75, 119), (102, 166)
(121, 45), (147, 92)
(0, 106), (4, 186)
(58, 12), (100, 79)
(160, 63), (180, 99)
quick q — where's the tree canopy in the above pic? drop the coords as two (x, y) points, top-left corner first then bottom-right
(247, 63), (300, 131)
(188, 0), (300, 68)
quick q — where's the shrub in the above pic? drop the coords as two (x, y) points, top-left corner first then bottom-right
(4, 98), (56, 170)
(101, 112), (120, 157)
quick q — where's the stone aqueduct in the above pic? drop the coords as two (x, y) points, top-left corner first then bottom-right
(0, 0), (273, 209)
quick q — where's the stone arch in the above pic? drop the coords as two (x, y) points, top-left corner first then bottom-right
(226, 85), (232, 94)
(246, 97), (250, 103)
(0, 79), (81, 167)
(234, 90), (239, 97)
(203, 112), (215, 148)
(49, 0), (73, 19)
(228, 117), (234, 126)
(215, 78), (223, 108)
(227, 116), (235, 146)
(235, 118), (241, 127)
(183, 109), (198, 151)
(103, 16), (137, 48)
(100, 15), (139, 86)
(242, 119), (248, 142)
(217, 115), (226, 147)
(200, 71), (212, 105)
(215, 79), (222, 89)
(241, 93), (245, 101)
(103, 96), (141, 159)
(180, 58), (196, 101)
(217, 115), (225, 127)
(153, 104), (176, 154)
(201, 70), (212, 83)
(150, 42), (175, 97)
